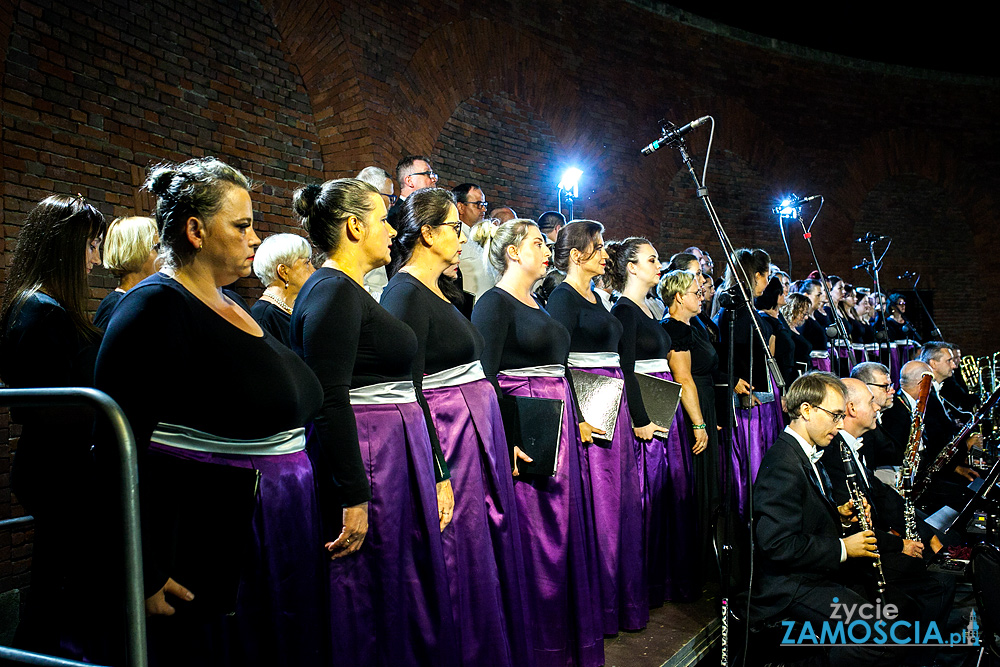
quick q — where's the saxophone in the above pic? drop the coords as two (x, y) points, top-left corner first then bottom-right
(896, 372), (932, 541)
(841, 441), (886, 594)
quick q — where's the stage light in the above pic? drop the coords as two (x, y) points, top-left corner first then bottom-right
(558, 167), (583, 198)
(774, 195), (800, 218)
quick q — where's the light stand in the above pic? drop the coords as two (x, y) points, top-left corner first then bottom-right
(900, 271), (942, 340)
(557, 167), (582, 221)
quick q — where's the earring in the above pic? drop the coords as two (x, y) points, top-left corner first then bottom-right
(283, 279), (289, 289)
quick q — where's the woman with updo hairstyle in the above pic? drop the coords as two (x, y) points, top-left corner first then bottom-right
(0, 195), (106, 660)
(756, 273), (796, 388)
(780, 291), (814, 375)
(472, 218), (605, 667)
(94, 215), (158, 330)
(290, 178), (456, 667)
(380, 188), (530, 667)
(96, 158), (326, 667)
(712, 248), (784, 517)
(547, 220), (649, 634)
(250, 232), (314, 346)
(606, 238), (699, 605)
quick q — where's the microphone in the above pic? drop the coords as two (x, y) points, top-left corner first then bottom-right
(640, 116), (710, 155)
(771, 194), (820, 214)
(898, 270), (917, 280)
(852, 260), (871, 270)
(854, 232), (888, 243)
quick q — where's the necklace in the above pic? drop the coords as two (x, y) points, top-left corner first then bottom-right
(260, 289), (293, 314)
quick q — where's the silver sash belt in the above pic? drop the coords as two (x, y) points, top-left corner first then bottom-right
(349, 380), (417, 406)
(810, 350), (830, 359)
(499, 364), (565, 378)
(151, 422), (306, 456)
(567, 352), (621, 369)
(634, 358), (671, 374)
(422, 361), (486, 390)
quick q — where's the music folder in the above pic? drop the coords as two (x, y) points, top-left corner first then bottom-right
(498, 395), (564, 476)
(569, 370), (624, 442)
(635, 372), (682, 438)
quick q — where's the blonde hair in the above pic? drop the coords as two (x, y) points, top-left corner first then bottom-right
(658, 269), (696, 305)
(471, 217), (539, 281)
(102, 216), (157, 277)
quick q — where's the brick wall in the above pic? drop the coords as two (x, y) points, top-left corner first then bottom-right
(1, 0), (998, 596)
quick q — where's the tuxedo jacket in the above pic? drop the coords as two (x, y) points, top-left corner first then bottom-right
(921, 389), (963, 473)
(751, 431), (847, 621)
(869, 399), (913, 468)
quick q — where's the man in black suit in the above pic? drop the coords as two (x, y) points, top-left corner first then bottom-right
(917, 342), (980, 483)
(752, 372), (893, 666)
(849, 361), (905, 471)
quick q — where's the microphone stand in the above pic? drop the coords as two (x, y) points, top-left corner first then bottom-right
(791, 205), (857, 369)
(901, 272), (942, 340)
(859, 237), (893, 367)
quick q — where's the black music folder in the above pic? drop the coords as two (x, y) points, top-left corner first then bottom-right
(635, 372), (682, 438)
(498, 395), (565, 476)
(569, 369), (624, 442)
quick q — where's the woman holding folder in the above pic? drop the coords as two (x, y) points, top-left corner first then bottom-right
(472, 218), (604, 667)
(381, 188), (530, 667)
(546, 220), (648, 634)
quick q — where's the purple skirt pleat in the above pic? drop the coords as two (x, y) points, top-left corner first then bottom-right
(145, 444), (327, 667)
(582, 366), (648, 633)
(810, 355), (833, 372)
(422, 378), (533, 667)
(498, 373), (604, 667)
(326, 401), (457, 667)
(644, 370), (701, 604)
(729, 377), (786, 518)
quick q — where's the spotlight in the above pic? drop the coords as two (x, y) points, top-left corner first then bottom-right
(773, 195), (801, 218)
(558, 168), (583, 198)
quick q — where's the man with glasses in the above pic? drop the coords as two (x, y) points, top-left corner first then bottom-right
(752, 371), (893, 666)
(396, 155), (438, 202)
(453, 183), (490, 301)
(850, 361), (903, 472)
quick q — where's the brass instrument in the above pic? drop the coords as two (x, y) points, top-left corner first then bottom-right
(841, 441), (886, 594)
(897, 372), (932, 541)
(960, 355), (981, 399)
(914, 384), (1000, 500)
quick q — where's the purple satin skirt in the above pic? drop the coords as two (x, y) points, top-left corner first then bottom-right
(729, 378), (786, 518)
(327, 401), (457, 667)
(582, 366), (648, 634)
(145, 443), (327, 667)
(810, 353), (833, 373)
(497, 373), (604, 667)
(643, 370), (701, 604)
(422, 377), (532, 667)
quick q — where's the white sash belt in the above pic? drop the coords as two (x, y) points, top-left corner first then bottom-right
(567, 352), (621, 368)
(349, 380), (417, 405)
(423, 361), (486, 390)
(810, 350), (830, 359)
(499, 364), (565, 378)
(634, 358), (670, 374)
(151, 422), (306, 456)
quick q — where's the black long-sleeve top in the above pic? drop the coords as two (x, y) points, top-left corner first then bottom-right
(472, 286), (572, 387)
(546, 282), (623, 353)
(1, 292), (101, 515)
(800, 315), (829, 352)
(762, 312), (796, 388)
(714, 300), (770, 390)
(381, 272), (484, 479)
(290, 267), (421, 505)
(250, 299), (292, 348)
(96, 273), (323, 593)
(612, 296), (671, 427)
(93, 289), (124, 330)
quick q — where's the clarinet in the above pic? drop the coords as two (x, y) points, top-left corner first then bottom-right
(897, 372), (932, 540)
(914, 384), (1000, 500)
(841, 442), (886, 594)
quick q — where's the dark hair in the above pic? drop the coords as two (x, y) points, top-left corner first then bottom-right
(396, 155), (432, 184)
(451, 183), (480, 203)
(784, 371), (846, 419)
(2, 195), (106, 340)
(797, 278), (823, 296)
(722, 248), (770, 294)
(536, 269), (566, 306)
(145, 158), (252, 269)
(755, 276), (783, 310)
(553, 219), (604, 272)
(887, 292), (905, 316)
(537, 211), (566, 233)
(293, 178), (379, 254)
(827, 275), (842, 287)
(388, 187), (457, 277)
(603, 237), (652, 293)
(666, 251), (699, 273)
(917, 341), (952, 364)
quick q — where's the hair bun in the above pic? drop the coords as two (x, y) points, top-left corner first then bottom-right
(470, 218), (500, 248)
(293, 183), (323, 219)
(145, 166), (178, 197)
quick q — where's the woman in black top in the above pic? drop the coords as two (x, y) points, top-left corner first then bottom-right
(250, 232), (314, 346)
(797, 278), (830, 354)
(0, 195), (106, 661)
(757, 274), (797, 388)
(781, 292), (814, 375)
(547, 220), (648, 634)
(94, 215), (158, 330)
(381, 189), (529, 667)
(290, 178), (455, 667)
(472, 219), (604, 667)
(96, 159), (327, 667)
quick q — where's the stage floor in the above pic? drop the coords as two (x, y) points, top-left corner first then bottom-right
(603, 584), (720, 667)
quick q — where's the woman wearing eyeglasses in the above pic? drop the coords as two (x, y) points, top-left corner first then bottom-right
(1, 195), (106, 660)
(660, 268), (720, 594)
(381, 189), (530, 667)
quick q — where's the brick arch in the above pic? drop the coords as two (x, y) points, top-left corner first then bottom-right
(261, 0), (361, 175)
(390, 18), (597, 167)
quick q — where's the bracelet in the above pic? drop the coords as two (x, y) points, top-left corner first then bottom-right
(692, 423), (707, 430)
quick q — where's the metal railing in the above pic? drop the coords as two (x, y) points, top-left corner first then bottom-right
(0, 388), (147, 667)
